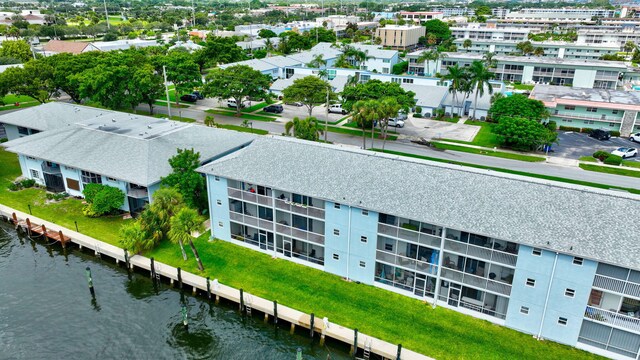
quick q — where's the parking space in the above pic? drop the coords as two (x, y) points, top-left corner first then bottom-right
(402, 116), (480, 142)
(555, 131), (640, 162)
(279, 103), (345, 123)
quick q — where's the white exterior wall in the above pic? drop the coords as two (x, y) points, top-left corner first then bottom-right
(521, 65), (535, 83)
(59, 165), (83, 197)
(573, 69), (597, 88)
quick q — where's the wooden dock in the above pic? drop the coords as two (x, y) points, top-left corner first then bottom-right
(0, 204), (433, 360)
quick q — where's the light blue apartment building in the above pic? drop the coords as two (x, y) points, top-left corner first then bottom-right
(199, 136), (640, 360)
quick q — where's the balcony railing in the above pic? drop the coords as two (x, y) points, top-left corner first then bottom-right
(553, 112), (622, 123)
(275, 198), (325, 219)
(229, 210), (273, 230)
(275, 222), (324, 245)
(377, 223), (442, 249)
(443, 239), (517, 267)
(376, 250), (438, 275)
(41, 162), (61, 175)
(227, 187), (273, 207)
(593, 274), (640, 298)
(441, 267), (512, 296)
(127, 188), (149, 199)
(585, 306), (640, 333)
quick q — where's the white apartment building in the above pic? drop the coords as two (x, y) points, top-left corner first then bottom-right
(455, 39), (619, 60)
(316, 15), (360, 29)
(376, 25), (426, 50)
(450, 23), (530, 42)
(399, 11), (444, 24)
(577, 25), (640, 50)
(516, 8), (616, 17)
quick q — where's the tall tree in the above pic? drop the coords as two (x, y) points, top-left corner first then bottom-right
(168, 207), (205, 270)
(378, 97), (401, 151)
(1, 61), (58, 103)
(162, 50), (202, 105)
(468, 60), (494, 120)
(351, 99), (379, 149)
(282, 76), (334, 117)
(133, 63), (164, 114)
(203, 64), (271, 116)
(306, 54), (326, 69)
(490, 94), (550, 122)
(463, 39), (472, 50)
(148, 187), (185, 240)
(441, 64), (468, 116)
(0, 40), (32, 62)
(423, 19), (451, 44)
(44, 52), (102, 104)
(482, 52), (496, 69)
(161, 149), (207, 211)
(340, 79), (416, 112)
(416, 50), (440, 76)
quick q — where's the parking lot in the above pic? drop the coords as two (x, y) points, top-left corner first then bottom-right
(554, 131), (640, 162)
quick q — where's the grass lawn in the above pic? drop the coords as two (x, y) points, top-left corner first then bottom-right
(579, 164), (640, 178)
(242, 102), (269, 113)
(256, 111), (281, 117)
(441, 120), (501, 148)
(152, 114), (196, 123)
(326, 125), (398, 141)
(511, 84), (535, 91)
(217, 124), (268, 135)
(372, 148), (640, 195)
(2, 94), (36, 104)
(0, 149), (131, 245)
(580, 156), (640, 169)
(579, 156), (598, 163)
(146, 235), (601, 360)
(206, 109), (276, 122)
(154, 100), (190, 109)
(0, 102), (40, 112)
(431, 142), (546, 162)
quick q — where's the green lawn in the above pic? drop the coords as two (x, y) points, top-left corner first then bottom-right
(579, 164), (640, 178)
(372, 148), (640, 195)
(217, 124), (268, 135)
(441, 120), (501, 148)
(579, 156), (598, 163)
(153, 114), (196, 123)
(2, 94), (36, 104)
(256, 111), (282, 117)
(0, 149), (130, 245)
(242, 102), (269, 113)
(146, 235), (601, 360)
(580, 156), (640, 169)
(0, 102), (40, 112)
(511, 84), (535, 91)
(154, 100), (190, 109)
(206, 109), (276, 122)
(326, 125), (398, 141)
(431, 142), (546, 162)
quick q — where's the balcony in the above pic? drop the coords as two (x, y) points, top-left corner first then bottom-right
(41, 162), (61, 175)
(127, 187), (149, 199)
(274, 198), (325, 219)
(443, 239), (517, 267)
(377, 223), (441, 249)
(229, 210), (272, 230)
(493, 69), (524, 75)
(227, 187), (273, 207)
(553, 112), (622, 123)
(376, 250), (438, 275)
(593, 274), (640, 298)
(275, 222), (324, 245)
(585, 306), (640, 333)
(441, 267), (512, 296)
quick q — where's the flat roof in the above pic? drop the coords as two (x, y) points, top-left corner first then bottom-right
(530, 84), (640, 111)
(198, 136), (640, 271)
(2, 105), (255, 185)
(451, 38), (619, 49)
(442, 52), (629, 68)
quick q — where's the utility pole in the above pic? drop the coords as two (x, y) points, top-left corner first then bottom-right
(325, 86), (329, 142)
(163, 66), (172, 118)
(103, 0), (110, 29)
(192, 0), (196, 28)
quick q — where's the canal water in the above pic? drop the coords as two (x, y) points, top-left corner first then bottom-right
(0, 222), (351, 360)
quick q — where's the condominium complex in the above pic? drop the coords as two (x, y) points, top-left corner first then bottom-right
(406, 52), (630, 90)
(199, 135), (640, 360)
(530, 84), (640, 136)
(375, 25), (426, 50)
(450, 24), (530, 41)
(454, 39), (619, 60)
(578, 26), (640, 49)
(399, 11), (444, 24)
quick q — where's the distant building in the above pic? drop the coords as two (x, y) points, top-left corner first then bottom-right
(399, 11), (444, 24)
(375, 25), (426, 50)
(454, 39), (619, 61)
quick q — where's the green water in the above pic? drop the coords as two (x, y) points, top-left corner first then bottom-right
(0, 222), (351, 359)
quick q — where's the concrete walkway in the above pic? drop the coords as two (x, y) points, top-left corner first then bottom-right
(0, 203), (433, 360)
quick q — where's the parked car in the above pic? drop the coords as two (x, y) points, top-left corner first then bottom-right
(263, 104), (283, 113)
(630, 132), (640, 142)
(285, 101), (303, 107)
(611, 147), (638, 159)
(328, 104), (347, 114)
(396, 110), (408, 120)
(387, 118), (405, 128)
(589, 129), (611, 141)
(227, 99), (246, 108)
(180, 94), (198, 103)
(191, 91), (204, 100)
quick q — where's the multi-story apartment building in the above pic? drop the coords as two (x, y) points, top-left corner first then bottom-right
(431, 7), (474, 17)
(530, 84), (640, 136)
(375, 25), (426, 50)
(200, 135), (640, 360)
(399, 11), (444, 24)
(450, 23), (530, 42)
(405, 52), (628, 89)
(454, 39), (619, 60)
(516, 7), (616, 17)
(578, 26), (640, 50)
(492, 8), (510, 19)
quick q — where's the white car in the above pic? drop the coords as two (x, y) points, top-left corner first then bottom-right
(611, 147), (638, 159)
(387, 118), (405, 128)
(630, 132), (640, 142)
(328, 104), (347, 114)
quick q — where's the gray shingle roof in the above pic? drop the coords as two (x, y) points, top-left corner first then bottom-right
(3, 114), (255, 186)
(531, 84), (640, 107)
(0, 102), (108, 131)
(198, 136), (640, 270)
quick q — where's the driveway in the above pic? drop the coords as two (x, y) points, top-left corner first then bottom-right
(555, 131), (640, 162)
(402, 116), (480, 142)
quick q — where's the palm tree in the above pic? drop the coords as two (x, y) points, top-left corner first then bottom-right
(264, 38), (274, 56)
(353, 49), (372, 69)
(468, 60), (495, 120)
(168, 207), (205, 271)
(150, 187), (186, 258)
(119, 221), (151, 254)
(352, 100), (377, 149)
(482, 52), (496, 68)
(441, 64), (467, 117)
(378, 98), (401, 151)
(284, 116), (324, 141)
(463, 39), (472, 51)
(306, 54), (327, 69)
(417, 50), (440, 77)
(533, 47), (545, 57)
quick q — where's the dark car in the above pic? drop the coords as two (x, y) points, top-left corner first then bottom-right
(180, 94), (198, 103)
(589, 129), (611, 141)
(191, 91), (204, 100)
(263, 104), (283, 113)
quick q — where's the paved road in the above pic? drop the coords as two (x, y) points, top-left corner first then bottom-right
(555, 131), (640, 163)
(137, 102), (640, 191)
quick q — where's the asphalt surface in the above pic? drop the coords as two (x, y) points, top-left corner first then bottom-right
(555, 131), (640, 163)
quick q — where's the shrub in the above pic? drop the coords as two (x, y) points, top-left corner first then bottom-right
(611, 131), (621, 137)
(414, 113), (422, 118)
(558, 126), (581, 132)
(604, 155), (623, 166)
(82, 183), (125, 217)
(20, 179), (36, 188)
(0, 137), (7, 143)
(46, 192), (68, 201)
(8, 182), (20, 191)
(593, 150), (610, 161)
(545, 121), (557, 130)
(415, 106), (423, 114)
(82, 183), (103, 203)
(580, 128), (592, 133)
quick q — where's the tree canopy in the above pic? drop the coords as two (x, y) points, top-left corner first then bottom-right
(285, 116), (323, 141)
(423, 19), (451, 44)
(340, 79), (416, 112)
(282, 75), (334, 116)
(489, 94), (549, 122)
(494, 116), (557, 151)
(161, 148), (207, 211)
(258, 29), (277, 38)
(0, 40), (32, 63)
(203, 64), (271, 115)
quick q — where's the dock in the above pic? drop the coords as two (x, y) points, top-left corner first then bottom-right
(0, 204), (433, 360)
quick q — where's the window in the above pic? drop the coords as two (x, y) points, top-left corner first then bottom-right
(18, 126), (29, 135)
(573, 257), (583, 266)
(612, 110), (619, 114)
(565, 288), (575, 298)
(564, 105), (576, 110)
(218, 221), (223, 228)
(334, 203), (341, 209)
(362, 209), (368, 216)
(383, 59), (390, 63)
(532, 248), (542, 256)
(558, 317), (568, 326)
(586, 107), (598, 112)
(360, 236), (368, 243)
(106, 177), (117, 182)
(333, 253), (340, 260)
(64, 166), (76, 171)
(526, 278), (536, 287)
(81, 170), (102, 184)
(66, 178), (80, 191)
(216, 200), (222, 206)
(333, 229), (340, 236)
(29, 169), (40, 179)
(520, 306), (530, 315)
(214, 176), (220, 181)
(359, 261), (366, 268)
(384, 243), (393, 251)
(26, 156), (36, 160)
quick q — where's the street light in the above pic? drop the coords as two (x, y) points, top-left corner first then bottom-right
(248, 121), (253, 133)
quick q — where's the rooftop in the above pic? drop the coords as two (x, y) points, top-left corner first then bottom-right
(0, 102), (107, 131)
(530, 84), (640, 110)
(198, 136), (640, 271)
(42, 40), (90, 54)
(441, 52), (629, 68)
